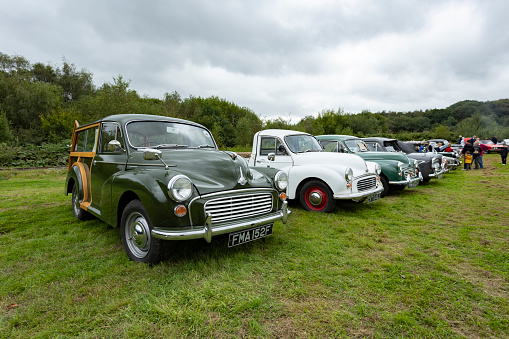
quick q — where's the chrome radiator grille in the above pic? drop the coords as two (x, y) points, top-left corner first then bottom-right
(357, 177), (377, 192)
(204, 193), (273, 224)
(405, 169), (417, 178)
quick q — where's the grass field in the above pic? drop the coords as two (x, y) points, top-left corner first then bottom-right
(1, 155), (508, 338)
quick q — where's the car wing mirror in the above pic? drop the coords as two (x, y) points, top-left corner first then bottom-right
(278, 145), (287, 154)
(108, 140), (125, 152)
(143, 148), (174, 169)
(143, 148), (162, 160)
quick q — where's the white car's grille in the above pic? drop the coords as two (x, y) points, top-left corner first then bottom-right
(204, 193), (273, 224)
(357, 177), (377, 192)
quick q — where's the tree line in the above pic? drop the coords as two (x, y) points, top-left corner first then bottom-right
(1, 52), (508, 150)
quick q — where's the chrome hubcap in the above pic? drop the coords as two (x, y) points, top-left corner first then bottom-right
(125, 212), (150, 259)
(309, 191), (323, 206)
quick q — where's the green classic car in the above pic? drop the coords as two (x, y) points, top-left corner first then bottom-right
(316, 135), (421, 197)
(65, 114), (290, 263)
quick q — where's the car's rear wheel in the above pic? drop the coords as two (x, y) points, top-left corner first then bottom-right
(121, 200), (167, 264)
(300, 180), (335, 213)
(71, 183), (91, 220)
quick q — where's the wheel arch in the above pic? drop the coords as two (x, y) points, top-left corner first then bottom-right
(287, 166), (345, 200)
(116, 190), (141, 228)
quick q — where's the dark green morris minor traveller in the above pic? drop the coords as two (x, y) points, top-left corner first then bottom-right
(65, 114), (290, 263)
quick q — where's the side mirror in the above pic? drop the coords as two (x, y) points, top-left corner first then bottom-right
(107, 140), (124, 152)
(268, 153), (276, 161)
(143, 148), (162, 160)
(278, 145), (287, 154)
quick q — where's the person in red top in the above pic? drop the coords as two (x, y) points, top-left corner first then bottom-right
(444, 144), (453, 152)
(478, 142), (490, 169)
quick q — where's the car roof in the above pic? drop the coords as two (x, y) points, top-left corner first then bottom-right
(361, 137), (397, 142)
(316, 134), (359, 141)
(78, 114), (206, 129)
(255, 129), (310, 138)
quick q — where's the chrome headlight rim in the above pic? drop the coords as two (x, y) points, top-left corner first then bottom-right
(167, 175), (193, 202)
(345, 167), (354, 182)
(374, 163), (381, 175)
(274, 170), (288, 191)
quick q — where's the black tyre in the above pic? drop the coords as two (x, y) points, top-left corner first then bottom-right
(420, 166), (431, 182)
(299, 180), (335, 213)
(121, 200), (167, 264)
(380, 175), (390, 197)
(71, 183), (91, 220)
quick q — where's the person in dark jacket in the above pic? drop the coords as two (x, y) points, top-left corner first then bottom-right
(491, 136), (498, 144)
(500, 142), (508, 165)
(472, 141), (482, 169)
(462, 140), (475, 170)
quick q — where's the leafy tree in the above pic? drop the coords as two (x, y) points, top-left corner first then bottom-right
(433, 124), (453, 140)
(0, 110), (12, 143)
(40, 107), (80, 142)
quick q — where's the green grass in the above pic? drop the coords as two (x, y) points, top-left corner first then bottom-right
(1, 156), (508, 338)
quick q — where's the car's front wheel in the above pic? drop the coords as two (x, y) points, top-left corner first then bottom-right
(121, 200), (167, 264)
(300, 180), (335, 213)
(380, 175), (390, 197)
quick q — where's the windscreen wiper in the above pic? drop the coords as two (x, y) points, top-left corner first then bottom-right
(155, 144), (189, 149)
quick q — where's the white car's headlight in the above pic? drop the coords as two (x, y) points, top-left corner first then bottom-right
(274, 171), (288, 191)
(345, 167), (353, 182)
(168, 175), (193, 202)
(375, 163), (381, 175)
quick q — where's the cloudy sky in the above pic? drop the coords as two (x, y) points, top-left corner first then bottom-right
(2, 0), (509, 121)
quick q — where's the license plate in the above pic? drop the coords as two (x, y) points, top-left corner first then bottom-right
(367, 192), (380, 204)
(228, 224), (273, 247)
(408, 181), (418, 188)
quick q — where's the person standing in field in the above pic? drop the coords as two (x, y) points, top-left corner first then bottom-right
(500, 142), (508, 165)
(478, 142), (490, 169)
(473, 141), (482, 169)
(462, 139), (474, 170)
(464, 151), (473, 170)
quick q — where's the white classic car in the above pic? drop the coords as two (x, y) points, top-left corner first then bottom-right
(247, 129), (384, 212)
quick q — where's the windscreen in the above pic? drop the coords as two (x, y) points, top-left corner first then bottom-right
(126, 121), (216, 149)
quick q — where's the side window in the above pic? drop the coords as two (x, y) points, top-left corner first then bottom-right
(320, 140), (339, 152)
(365, 142), (377, 151)
(260, 137), (287, 155)
(100, 122), (124, 153)
(75, 127), (99, 152)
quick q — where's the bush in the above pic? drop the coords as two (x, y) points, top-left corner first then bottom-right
(0, 139), (70, 168)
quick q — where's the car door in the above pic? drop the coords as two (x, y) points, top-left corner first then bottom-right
(254, 135), (293, 169)
(69, 123), (100, 212)
(89, 122), (127, 221)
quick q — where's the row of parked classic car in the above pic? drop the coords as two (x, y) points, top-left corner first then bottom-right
(65, 114), (461, 263)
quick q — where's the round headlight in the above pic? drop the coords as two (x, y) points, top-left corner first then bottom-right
(345, 167), (353, 182)
(375, 163), (381, 175)
(274, 171), (288, 191)
(168, 175), (193, 202)
(397, 161), (404, 172)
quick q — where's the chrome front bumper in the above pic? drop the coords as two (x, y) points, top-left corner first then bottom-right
(389, 172), (422, 187)
(151, 201), (290, 242)
(333, 184), (384, 200)
(429, 168), (446, 178)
